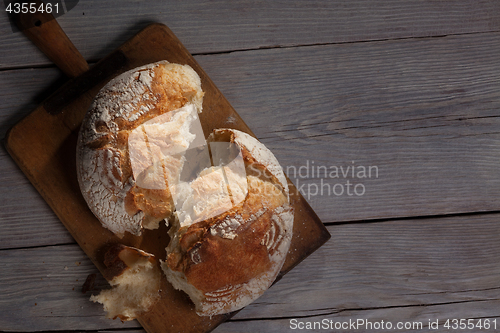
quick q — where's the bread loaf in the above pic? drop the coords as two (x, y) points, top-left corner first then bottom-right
(162, 128), (293, 316)
(77, 61), (293, 318)
(77, 61), (204, 237)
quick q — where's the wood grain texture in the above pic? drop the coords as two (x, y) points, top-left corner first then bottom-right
(195, 32), (500, 223)
(0, 245), (141, 331)
(1, 215), (499, 332)
(0, 67), (64, 139)
(0, 67), (74, 249)
(2, 31), (500, 249)
(0, 147), (73, 250)
(1, 0), (500, 69)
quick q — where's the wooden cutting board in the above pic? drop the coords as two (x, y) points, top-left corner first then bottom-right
(4, 23), (330, 333)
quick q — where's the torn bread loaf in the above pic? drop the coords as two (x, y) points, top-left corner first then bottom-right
(78, 61), (293, 318)
(162, 128), (294, 316)
(90, 244), (161, 321)
(77, 61), (204, 237)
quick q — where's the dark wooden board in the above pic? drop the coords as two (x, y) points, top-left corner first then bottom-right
(3, 23), (330, 333)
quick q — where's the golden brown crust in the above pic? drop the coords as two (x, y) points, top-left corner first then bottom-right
(184, 212), (273, 292)
(77, 61), (204, 237)
(102, 244), (157, 281)
(162, 129), (294, 316)
(91, 244), (161, 321)
(102, 244), (131, 281)
(167, 175), (286, 291)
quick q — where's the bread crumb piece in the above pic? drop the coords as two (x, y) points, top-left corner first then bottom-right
(90, 245), (161, 321)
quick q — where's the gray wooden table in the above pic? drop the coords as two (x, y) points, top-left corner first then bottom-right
(1, 1), (500, 332)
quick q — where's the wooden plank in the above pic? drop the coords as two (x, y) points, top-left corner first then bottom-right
(235, 214), (500, 320)
(1, 214), (499, 331)
(195, 32), (500, 223)
(0, 245), (141, 331)
(1, 0), (500, 69)
(0, 67), (64, 139)
(0, 68), (74, 249)
(2, 31), (500, 247)
(0, 148), (73, 249)
(216, 300), (500, 333)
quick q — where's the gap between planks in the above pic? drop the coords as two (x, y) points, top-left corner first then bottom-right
(2, 209), (500, 253)
(1, 29), (500, 74)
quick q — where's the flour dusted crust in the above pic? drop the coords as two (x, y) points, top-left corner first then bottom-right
(162, 129), (294, 316)
(79, 61), (293, 318)
(77, 61), (204, 237)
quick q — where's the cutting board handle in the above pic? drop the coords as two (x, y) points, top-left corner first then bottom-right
(13, 1), (89, 78)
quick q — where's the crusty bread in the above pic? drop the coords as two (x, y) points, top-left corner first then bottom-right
(78, 61), (293, 318)
(162, 128), (294, 316)
(90, 244), (161, 321)
(77, 61), (204, 237)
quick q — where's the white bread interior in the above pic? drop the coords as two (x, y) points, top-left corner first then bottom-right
(161, 129), (294, 316)
(90, 245), (161, 321)
(77, 61), (204, 237)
